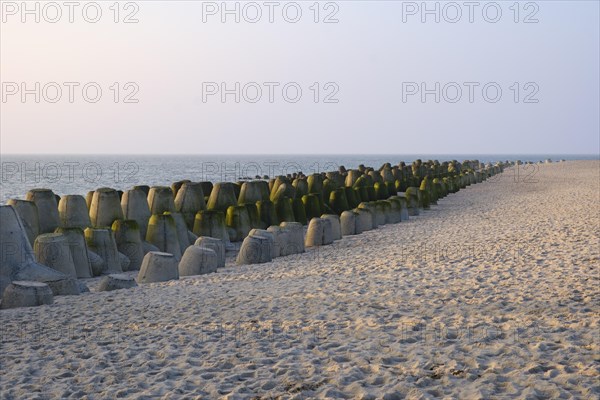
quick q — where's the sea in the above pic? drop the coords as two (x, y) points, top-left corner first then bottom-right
(0, 154), (597, 204)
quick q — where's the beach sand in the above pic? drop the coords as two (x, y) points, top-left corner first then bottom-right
(1, 160), (598, 399)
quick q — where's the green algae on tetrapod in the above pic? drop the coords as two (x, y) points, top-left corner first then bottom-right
(206, 182), (238, 212)
(292, 178), (308, 198)
(374, 182), (387, 200)
(225, 205), (251, 242)
(307, 173), (324, 194)
(344, 187), (360, 209)
(192, 210), (228, 242)
(243, 202), (264, 230)
(257, 200), (280, 227)
(302, 194), (322, 221)
(275, 197), (295, 223)
(291, 197), (308, 225)
(329, 188), (350, 215)
(322, 178), (338, 206)
(238, 181), (265, 205)
(354, 186), (369, 203)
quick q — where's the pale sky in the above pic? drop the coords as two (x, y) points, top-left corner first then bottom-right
(1, 1), (598, 154)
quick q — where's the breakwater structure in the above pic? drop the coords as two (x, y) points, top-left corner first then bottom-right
(0, 159), (508, 309)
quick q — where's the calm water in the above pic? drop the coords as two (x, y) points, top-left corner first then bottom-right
(0, 154), (596, 204)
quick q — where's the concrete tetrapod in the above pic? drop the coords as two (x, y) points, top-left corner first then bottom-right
(374, 182), (388, 200)
(58, 194), (91, 229)
(257, 200), (279, 228)
(373, 202), (387, 226)
(419, 189), (431, 209)
(54, 227), (93, 278)
(344, 187), (361, 209)
(270, 182), (296, 203)
(386, 198), (402, 224)
(98, 274), (138, 291)
(305, 218), (333, 247)
(357, 203), (379, 229)
(266, 226), (287, 258)
(25, 189), (60, 234)
(147, 186), (176, 215)
(326, 171), (344, 187)
(238, 181), (266, 205)
(248, 229), (276, 259)
(170, 212), (192, 252)
(354, 186), (369, 203)
(171, 180), (191, 198)
(132, 185), (149, 196)
(6, 199), (39, 246)
(89, 188), (124, 228)
(340, 211), (356, 236)
(121, 188), (152, 239)
(291, 198), (308, 225)
(111, 219), (144, 271)
(187, 231), (199, 245)
(302, 194), (322, 221)
(0, 205), (79, 297)
(85, 191), (94, 209)
(174, 182), (206, 230)
(396, 195), (411, 220)
(345, 170), (361, 187)
(198, 182), (213, 198)
(193, 210), (230, 245)
(33, 233), (78, 278)
(292, 178), (308, 199)
(404, 188), (421, 216)
(194, 236), (226, 268)
(233, 182), (242, 199)
(275, 197), (295, 223)
(207, 182), (237, 213)
(270, 177), (292, 198)
(86, 249), (104, 275)
(244, 203), (264, 230)
(119, 252), (131, 271)
(353, 208), (374, 233)
(329, 189), (350, 215)
(146, 214), (182, 261)
(279, 222), (305, 256)
(137, 252), (179, 283)
(84, 228), (123, 275)
(366, 186), (377, 202)
(307, 173), (324, 195)
(236, 235), (272, 265)
(226, 205), (251, 242)
(321, 179), (336, 208)
(321, 214), (342, 241)
(1, 281), (54, 309)
(178, 246), (218, 276)
(321, 218), (334, 245)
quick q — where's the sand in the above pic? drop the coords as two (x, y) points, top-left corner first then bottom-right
(1, 160), (598, 399)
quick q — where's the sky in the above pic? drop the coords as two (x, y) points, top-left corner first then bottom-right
(1, 0), (599, 155)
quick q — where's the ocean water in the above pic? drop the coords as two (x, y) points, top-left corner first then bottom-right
(0, 154), (596, 204)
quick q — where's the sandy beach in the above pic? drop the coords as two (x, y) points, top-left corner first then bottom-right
(1, 160), (598, 399)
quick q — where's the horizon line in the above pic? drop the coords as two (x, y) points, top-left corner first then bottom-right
(1, 153), (598, 157)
